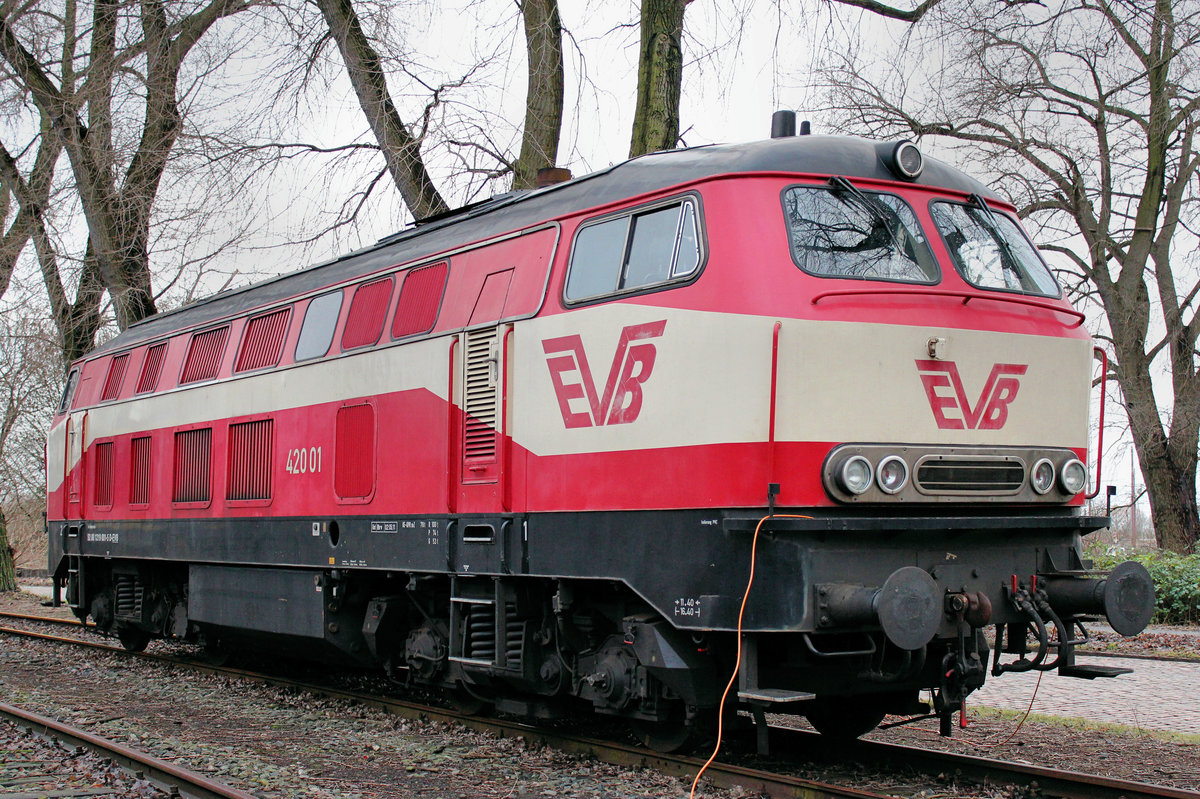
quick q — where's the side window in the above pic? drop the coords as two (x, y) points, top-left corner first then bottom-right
(565, 198), (703, 302)
(58, 369), (79, 413)
(295, 290), (343, 361)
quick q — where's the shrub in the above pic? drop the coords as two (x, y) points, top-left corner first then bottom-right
(1086, 546), (1200, 625)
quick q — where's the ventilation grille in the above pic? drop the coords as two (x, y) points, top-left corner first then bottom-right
(464, 604), (496, 664)
(392, 262), (448, 338)
(114, 573), (143, 620)
(180, 327), (229, 384)
(335, 403), (375, 498)
(227, 419), (273, 500)
(235, 309), (290, 373)
(173, 428), (212, 503)
(342, 277), (393, 349)
(93, 442), (114, 506)
(137, 342), (167, 393)
(463, 328), (499, 463)
(503, 601), (525, 669)
(915, 457), (1025, 494)
(100, 354), (128, 401)
(130, 436), (151, 505)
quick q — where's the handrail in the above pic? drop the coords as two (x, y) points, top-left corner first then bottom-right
(1087, 346), (1107, 500)
(810, 288), (1086, 326)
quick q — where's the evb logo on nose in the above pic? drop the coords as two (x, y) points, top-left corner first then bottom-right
(915, 359), (1027, 430)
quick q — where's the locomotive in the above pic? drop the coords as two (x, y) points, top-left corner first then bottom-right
(46, 113), (1155, 751)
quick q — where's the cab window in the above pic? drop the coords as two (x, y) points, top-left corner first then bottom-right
(783, 185), (939, 283)
(565, 198), (702, 302)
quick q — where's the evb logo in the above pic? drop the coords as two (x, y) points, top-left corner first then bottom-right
(915, 359), (1027, 430)
(542, 321), (667, 428)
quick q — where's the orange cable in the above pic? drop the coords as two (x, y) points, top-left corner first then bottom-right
(981, 668), (1043, 749)
(688, 514), (810, 799)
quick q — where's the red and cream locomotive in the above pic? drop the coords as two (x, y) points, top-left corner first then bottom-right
(47, 113), (1154, 749)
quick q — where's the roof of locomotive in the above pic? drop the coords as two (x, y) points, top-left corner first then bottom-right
(87, 134), (999, 359)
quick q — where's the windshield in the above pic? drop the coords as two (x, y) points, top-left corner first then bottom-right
(782, 185), (939, 283)
(930, 201), (1059, 297)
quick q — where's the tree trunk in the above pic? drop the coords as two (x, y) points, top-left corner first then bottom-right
(511, 0), (564, 190)
(314, 0), (449, 220)
(0, 506), (15, 592)
(629, 0), (688, 158)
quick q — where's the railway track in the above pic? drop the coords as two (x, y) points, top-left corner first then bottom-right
(1, 615), (1197, 799)
(0, 700), (257, 799)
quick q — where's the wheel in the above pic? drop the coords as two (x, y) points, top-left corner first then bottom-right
(115, 625), (150, 653)
(804, 698), (886, 739)
(202, 637), (232, 666)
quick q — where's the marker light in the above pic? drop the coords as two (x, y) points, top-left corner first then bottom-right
(1031, 458), (1056, 495)
(876, 456), (909, 494)
(1059, 459), (1087, 495)
(838, 456), (874, 495)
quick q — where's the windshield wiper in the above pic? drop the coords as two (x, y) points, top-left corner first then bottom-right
(968, 193), (1026, 288)
(828, 176), (905, 255)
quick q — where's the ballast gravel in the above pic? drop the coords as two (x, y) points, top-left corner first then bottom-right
(3, 587), (1199, 797)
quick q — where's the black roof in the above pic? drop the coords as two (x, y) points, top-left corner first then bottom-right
(89, 135), (999, 358)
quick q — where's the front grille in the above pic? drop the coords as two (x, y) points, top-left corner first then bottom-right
(915, 457), (1024, 494)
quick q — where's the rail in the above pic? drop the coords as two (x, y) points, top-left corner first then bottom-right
(0, 700), (257, 799)
(1, 618), (1194, 799)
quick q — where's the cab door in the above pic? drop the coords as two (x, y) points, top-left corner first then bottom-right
(457, 323), (511, 512)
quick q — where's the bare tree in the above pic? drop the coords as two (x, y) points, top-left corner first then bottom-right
(629, 0), (689, 157)
(816, 0), (1200, 552)
(0, 315), (62, 590)
(511, 0), (563, 190)
(0, 0), (259, 346)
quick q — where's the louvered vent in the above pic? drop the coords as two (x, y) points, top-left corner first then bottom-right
(462, 328), (499, 465)
(915, 456), (1025, 494)
(464, 604), (496, 664)
(342, 277), (393, 349)
(137, 342), (167, 393)
(114, 573), (143, 620)
(392, 262), (448, 338)
(130, 436), (151, 505)
(335, 403), (375, 499)
(100, 354), (129, 401)
(227, 419), (273, 500)
(235, 309), (290, 373)
(173, 428), (212, 503)
(503, 601), (525, 670)
(93, 442), (114, 506)
(180, 327), (229, 384)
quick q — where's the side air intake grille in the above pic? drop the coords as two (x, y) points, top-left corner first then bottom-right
(464, 604), (496, 664)
(915, 456), (1024, 494)
(463, 328), (499, 462)
(114, 573), (144, 620)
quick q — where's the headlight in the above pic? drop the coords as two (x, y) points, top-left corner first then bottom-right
(876, 456), (909, 494)
(1030, 458), (1055, 494)
(1059, 459), (1087, 495)
(837, 456), (874, 495)
(890, 141), (923, 180)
